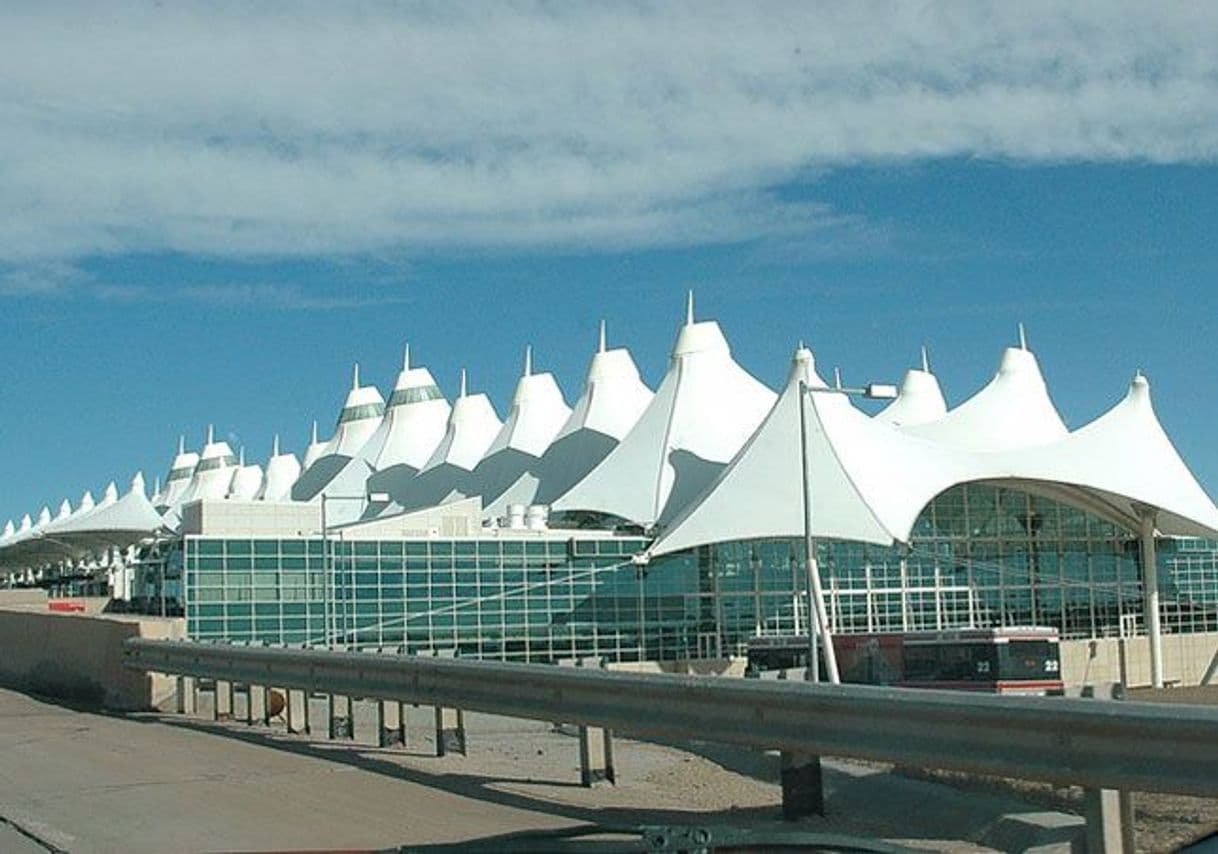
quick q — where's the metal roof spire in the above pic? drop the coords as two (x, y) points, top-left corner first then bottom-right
(310, 420), (318, 444)
(238, 447), (245, 466)
(177, 435), (185, 455)
(352, 362), (361, 389)
(598, 319), (607, 353)
(206, 424), (214, 444)
(459, 367), (468, 398)
(833, 367), (843, 389)
(685, 289), (695, 325)
(524, 345), (533, 377)
(272, 433), (280, 456)
(404, 343), (411, 371)
(921, 345), (931, 373)
(1018, 322), (1028, 350)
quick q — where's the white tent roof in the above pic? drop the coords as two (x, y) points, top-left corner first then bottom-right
(302, 420), (328, 470)
(360, 347), (453, 516)
(256, 435), (302, 502)
(905, 334), (1067, 450)
(177, 426), (239, 505)
(291, 364), (386, 502)
(553, 296), (776, 527)
(371, 345), (451, 471)
(392, 369), (502, 512)
(452, 347), (572, 512)
(0, 473), (164, 569)
(226, 450), (264, 500)
(987, 372), (1218, 537)
(483, 323), (654, 518)
(155, 436), (200, 511)
(875, 349), (948, 427)
(651, 348), (1218, 558)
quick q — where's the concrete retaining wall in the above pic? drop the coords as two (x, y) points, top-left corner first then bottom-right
(0, 608), (186, 710)
(1061, 631), (1218, 689)
(608, 657), (749, 678)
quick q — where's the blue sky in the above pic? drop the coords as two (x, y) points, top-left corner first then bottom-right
(2, 3), (1218, 525)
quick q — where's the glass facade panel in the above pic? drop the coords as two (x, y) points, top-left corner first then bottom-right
(180, 485), (1218, 660)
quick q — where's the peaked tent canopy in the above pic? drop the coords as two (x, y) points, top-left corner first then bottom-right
(291, 364), (386, 503)
(905, 338), (1067, 451)
(652, 349), (1218, 559)
(483, 323), (655, 519)
(0, 473), (164, 569)
(362, 347), (453, 517)
(155, 437), (200, 512)
(449, 347), (572, 515)
(177, 426), (240, 506)
(256, 435), (302, 502)
(875, 349), (948, 427)
(553, 295), (776, 528)
(391, 369), (503, 513)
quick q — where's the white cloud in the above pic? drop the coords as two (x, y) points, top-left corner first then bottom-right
(1, 1), (1216, 269)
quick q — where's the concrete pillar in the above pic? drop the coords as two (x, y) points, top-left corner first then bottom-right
(246, 685), (266, 726)
(1140, 512), (1164, 689)
(780, 751), (825, 820)
(350, 698), (382, 746)
(378, 701), (407, 748)
(175, 676), (196, 715)
(214, 680), (233, 721)
(434, 706), (466, 757)
(328, 694), (353, 740)
(578, 725), (615, 787)
(1084, 788), (1134, 853)
(286, 689), (307, 734)
(306, 692), (331, 737)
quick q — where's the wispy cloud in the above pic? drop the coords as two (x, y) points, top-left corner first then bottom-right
(1, 1), (1216, 277)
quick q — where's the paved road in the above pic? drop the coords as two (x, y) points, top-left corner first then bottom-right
(0, 688), (584, 852)
(0, 686), (1077, 852)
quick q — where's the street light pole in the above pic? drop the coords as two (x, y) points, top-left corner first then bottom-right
(319, 491), (389, 651)
(798, 375), (898, 685)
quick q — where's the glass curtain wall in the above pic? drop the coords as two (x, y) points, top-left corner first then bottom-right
(183, 484), (1218, 661)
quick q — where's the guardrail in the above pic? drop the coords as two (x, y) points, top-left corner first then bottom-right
(125, 639), (1218, 850)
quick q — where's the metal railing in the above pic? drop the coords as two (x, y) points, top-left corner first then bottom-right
(123, 638), (1218, 799)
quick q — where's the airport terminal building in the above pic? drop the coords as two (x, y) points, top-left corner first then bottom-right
(4, 298), (1218, 679)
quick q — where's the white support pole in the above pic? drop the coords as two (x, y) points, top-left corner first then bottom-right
(798, 381), (840, 684)
(1140, 511), (1163, 689)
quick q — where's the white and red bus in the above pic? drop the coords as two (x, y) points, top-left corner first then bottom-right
(746, 626), (1063, 695)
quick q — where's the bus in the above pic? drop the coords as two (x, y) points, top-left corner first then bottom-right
(745, 627), (1063, 695)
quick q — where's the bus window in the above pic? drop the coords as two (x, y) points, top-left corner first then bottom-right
(998, 640), (1058, 680)
(904, 642), (997, 683)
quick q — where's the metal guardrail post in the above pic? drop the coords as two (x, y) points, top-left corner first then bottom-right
(286, 688), (306, 734)
(378, 700), (407, 748)
(328, 694), (353, 740)
(1084, 788), (1134, 853)
(434, 706), (466, 757)
(175, 676), (195, 715)
(780, 751), (824, 820)
(246, 683), (266, 726)
(578, 724), (615, 787)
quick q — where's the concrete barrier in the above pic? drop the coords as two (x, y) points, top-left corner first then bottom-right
(1061, 631), (1218, 690)
(0, 607), (185, 710)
